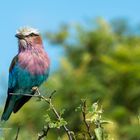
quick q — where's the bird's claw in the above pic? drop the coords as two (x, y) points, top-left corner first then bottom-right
(31, 86), (38, 92)
(31, 86), (41, 96)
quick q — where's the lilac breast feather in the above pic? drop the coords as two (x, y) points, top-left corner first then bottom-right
(18, 48), (50, 75)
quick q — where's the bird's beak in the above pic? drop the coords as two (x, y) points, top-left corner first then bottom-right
(15, 34), (24, 39)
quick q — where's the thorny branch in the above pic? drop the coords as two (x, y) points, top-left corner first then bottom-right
(82, 100), (95, 140)
(10, 89), (74, 140)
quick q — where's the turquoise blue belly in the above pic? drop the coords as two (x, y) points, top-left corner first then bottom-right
(9, 64), (49, 90)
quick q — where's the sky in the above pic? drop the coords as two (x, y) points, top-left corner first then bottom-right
(0, 0), (140, 104)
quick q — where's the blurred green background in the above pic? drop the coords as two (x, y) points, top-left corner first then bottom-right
(1, 18), (140, 140)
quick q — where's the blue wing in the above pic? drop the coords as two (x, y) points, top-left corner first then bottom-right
(1, 56), (18, 121)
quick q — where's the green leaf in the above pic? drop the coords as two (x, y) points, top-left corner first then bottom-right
(100, 120), (113, 125)
(94, 127), (103, 140)
(58, 118), (67, 127)
(44, 114), (51, 123)
(49, 122), (57, 128)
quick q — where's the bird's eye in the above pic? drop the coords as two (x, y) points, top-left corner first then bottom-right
(30, 33), (39, 37)
(30, 33), (34, 36)
(24, 33), (34, 38)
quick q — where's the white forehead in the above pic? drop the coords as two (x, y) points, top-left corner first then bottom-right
(16, 27), (39, 36)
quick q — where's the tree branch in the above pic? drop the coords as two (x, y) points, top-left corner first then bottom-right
(10, 89), (74, 140)
(36, 89), (74, 140)
(38, 125), (50, 140)
(82, 100), (95, 140)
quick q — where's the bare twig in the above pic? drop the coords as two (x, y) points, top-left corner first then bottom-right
(38, 126), (50, 140)
(14, 126), (20, 140)
(49, 90), (57, 98)
(82, 100), (95, 140)
(10, 89), (74, 140)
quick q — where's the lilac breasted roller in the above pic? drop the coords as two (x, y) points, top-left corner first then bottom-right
(1, 27), (50, 121)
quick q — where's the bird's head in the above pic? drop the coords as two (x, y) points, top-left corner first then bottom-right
(15, 27), (43, 51)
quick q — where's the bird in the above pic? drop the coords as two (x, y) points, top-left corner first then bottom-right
(1, 27), (50, 121)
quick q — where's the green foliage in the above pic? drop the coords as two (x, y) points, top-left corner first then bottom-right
(46, 18), (140, 139)
(44, 114), (67, 129)
(76, 101), (112, 140)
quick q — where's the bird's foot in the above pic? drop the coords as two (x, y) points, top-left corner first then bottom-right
(31, 86), (40, 96)
(31, 86), (38, 91)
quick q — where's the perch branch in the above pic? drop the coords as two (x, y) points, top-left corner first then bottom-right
(10, 89), (73, 140)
